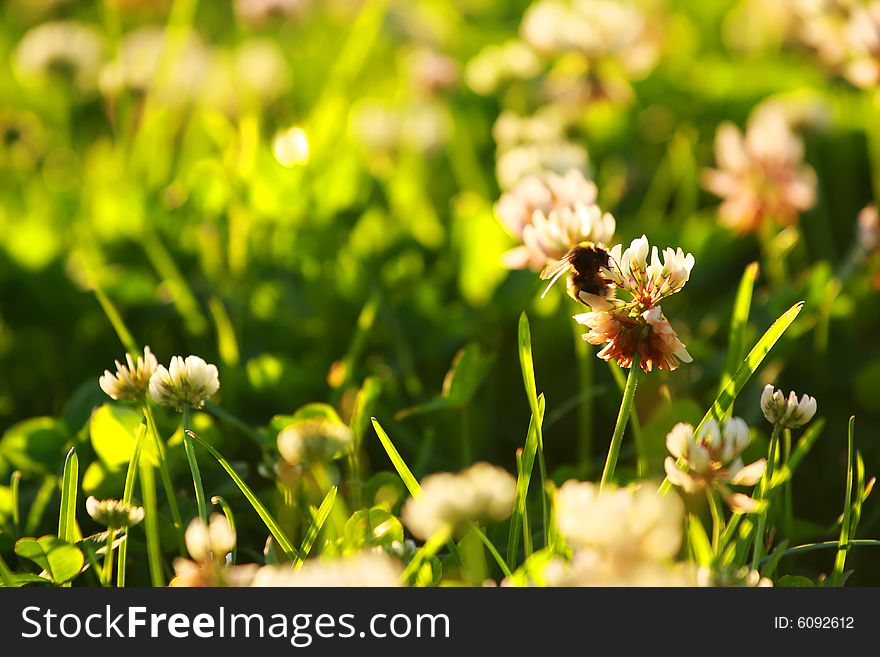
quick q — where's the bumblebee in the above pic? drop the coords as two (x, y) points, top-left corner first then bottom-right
(540, 242), (613, 305)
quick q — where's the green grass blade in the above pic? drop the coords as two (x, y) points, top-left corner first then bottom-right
(518, 313), (548, 545)
(92, 285), (139, 355)
(25, 476), (56, 536)
(759, 539), (880, 565)
(11, 471), (21, 531)
(832, 416), (856, 586)
(470, 525), (512, 579)
(187, 430), (300, 562)
(211, 495), (238, 564)
(769, 418), (825, 489)
(507, 395), (545, 567)
(57, 448), (78, 543)
(296, 486), (337, 567)
(698, 301), (804, 432)
(139, 459), (164, 586)
(371, 417), (421, 498)
(0, 554), (15, 587)
(718, 262), (759, 411)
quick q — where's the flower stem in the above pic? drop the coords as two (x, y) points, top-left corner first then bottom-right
(142, 403), (186, 555)
(103, 527), (116, 586)
(573, 321), (593, 477)
(183, 405), (209, 525)
(600, 356), (640, 490)
(707, 488), (725, 552)
(751, 424), (781, 569)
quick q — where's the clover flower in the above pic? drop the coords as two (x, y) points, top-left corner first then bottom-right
(277, 420), (353, 466)
(495, 140), (589, 192)
(251, 552), (403, 587)
(168, 515), (256, 587)
(86, 497), (145, 528)
(519, 0), (660, 103)
(573, 235), (694, 372)
(702, 107), (817, 234)
(760, 385), (817, 429)
(184, 514), (236, 564)
(13, 21), (105, 93)
(545, 481), (696, 586)
(99, 346), (158, 401)
(149, 355), (220, 410)
(495, 168), (615, 271)
(795, 0), (880, 88)
(401, 462), (516, 540)
(663, 418), (767, 512)
(697, 565), (773, 587)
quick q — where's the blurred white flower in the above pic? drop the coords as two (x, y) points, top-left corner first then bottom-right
(86, 496), (145, 528)
(251, 552), (403, 587)
(664, 418), (766, 512)
(149, 355), (220, 410)
(407, 48), (459, 95)
(495, 169), (615, 271)
(703, 105), (817, 234)
(697, 565), (773, 587)
(465, 40), (542, 95)
(760, 385), (818, 428)
(401, 462), (516, 540)
(185, 514), (236, 564)
(14, 20), (106, 93)
(99, 346), (158, 401)
(858, 203), (879, 252)
(547, 481), (696, 585)
(277, 420), (353, 466)
(99, 27), (209, 104)
(496, 141), (589, 191)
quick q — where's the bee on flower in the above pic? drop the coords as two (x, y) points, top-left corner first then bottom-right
(494, 168), (615, 272)
(702, 106), (817, 234)
(570, 234), (695, 372)
(663, 417), (767, 512)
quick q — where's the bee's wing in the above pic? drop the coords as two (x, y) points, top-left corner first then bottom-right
(539, 258), (570, 280)
(539, 258), (571, 299)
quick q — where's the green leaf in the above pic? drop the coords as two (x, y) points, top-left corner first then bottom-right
(15, 536), (84, 585)
(442, 344), (495, 406)
(297, 486), (337, 566)
(344, 506), (404, 550)
(698, 301), (804, 431)
(57, 447), (79, 544)
(769, 419), (826, 489)
(371, 418), (421, 498)
(89, 404), (157, 469)
(0, 417), (70, 476)
(776, 575), (815, 587)
(187, 431), (300, 562)
(832, 416), (855, 586)
(718, 262), (759, 409)
(507, 394), (545, 567)
(686, 514), (713, 567)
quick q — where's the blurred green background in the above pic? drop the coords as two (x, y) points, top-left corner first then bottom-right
(0, 0), (878, 582)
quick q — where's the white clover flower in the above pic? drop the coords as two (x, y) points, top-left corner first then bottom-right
(702, 107), (816, 234)
(149, 355), (220, 410)
(251, 552), (403, 587)
(401, 462), (516, 540)
(495, 140), (589, 191)
(276, 420), (353, 466)
(760, 385), (818, 428)
(543, 550), (698, 587)
(604, 235), (695, 308)
(99, 346), (158, 401)
(697, 565), (773, 587)
(664, 418), (767, 512)
(571, 234), (695, 373)
(13, 21), (106, 93)
(86, 496), (145, 528)
(495, 169), (615, 271)
(554, 480), (684, 561)
(185, 514), (236, 564)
